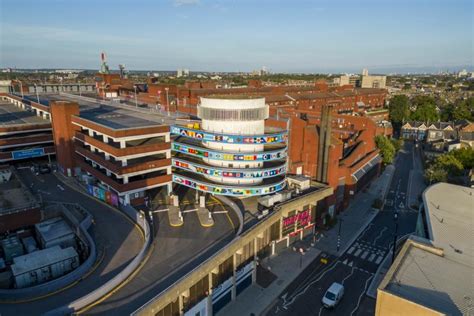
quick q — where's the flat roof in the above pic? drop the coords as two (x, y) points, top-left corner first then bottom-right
(381, 183), (474, 316)
(78, 107), (163, 130)
(35, 217), (74, 242)
(0, 101), (50, 126)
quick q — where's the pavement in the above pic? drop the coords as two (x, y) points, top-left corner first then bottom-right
(221, 141), (424, 316)
(0, 167), (143, 316)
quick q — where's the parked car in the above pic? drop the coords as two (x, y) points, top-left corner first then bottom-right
(322, 282), (344, 308)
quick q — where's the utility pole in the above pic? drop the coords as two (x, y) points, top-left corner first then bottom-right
(165, 87), (170, 116)
(392, 212), (399, 264)
(336, 217), (343, 252)
(19, 81), (24, 99)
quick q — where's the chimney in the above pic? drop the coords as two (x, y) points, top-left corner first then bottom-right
(316, 104), (333, 183)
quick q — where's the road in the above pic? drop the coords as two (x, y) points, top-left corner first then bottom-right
(0, 167), (143, 316)
(267, 141), (423, 316)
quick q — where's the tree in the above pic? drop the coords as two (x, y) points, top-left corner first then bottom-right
(425, 153), (464, 184)
(452, 98), (474, 121)
(390, 138), (404, 152)
(389, 95), (410, 126)
(410, 96), (439, 122)
(375, 135), (396, 164)
(449, 147), (474, 170)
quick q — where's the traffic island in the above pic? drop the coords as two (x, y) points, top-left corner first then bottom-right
(196, 206), (214, 227)
(168, 205), (184, 227)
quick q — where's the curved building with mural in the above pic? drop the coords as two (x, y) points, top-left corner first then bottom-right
(171, 96), (288, 196)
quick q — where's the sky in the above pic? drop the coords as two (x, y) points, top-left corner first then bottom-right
(0, 0), (472, 73)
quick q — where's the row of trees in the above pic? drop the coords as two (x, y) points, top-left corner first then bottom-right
(375, 135), (403, 164)
(389, 95), (474, 129)
(425, 147), (474, 183)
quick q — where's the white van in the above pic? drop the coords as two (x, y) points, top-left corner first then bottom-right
(322, 282), (344, 308)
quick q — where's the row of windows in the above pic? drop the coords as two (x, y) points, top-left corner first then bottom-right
(197, 106), (269, 121)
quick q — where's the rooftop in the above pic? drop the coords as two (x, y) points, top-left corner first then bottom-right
(0, 101), (50, 126)
(380, 183), (474, 316)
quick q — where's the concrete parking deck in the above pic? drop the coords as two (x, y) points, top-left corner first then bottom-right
(0, 168), (143, 316)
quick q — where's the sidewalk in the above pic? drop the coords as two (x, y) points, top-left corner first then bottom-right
(217, 165), (395, 316)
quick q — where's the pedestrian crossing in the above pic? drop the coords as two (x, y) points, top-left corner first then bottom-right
(346, 240), (386, 265)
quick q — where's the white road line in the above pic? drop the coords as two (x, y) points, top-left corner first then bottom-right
(375, 256), (383, 264)
(372, 227), (388, 245)
(342, 267), (355, 285)
(361, 250), (369, 260)
(354, 249), (362, 257)
(347, 246), (355, 254)
(368, 253), (376, 262)
(282, 261), (341, 308)
(351, 274), (374, 316)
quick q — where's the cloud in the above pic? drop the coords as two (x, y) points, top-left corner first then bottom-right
(173, 0), (200, 6)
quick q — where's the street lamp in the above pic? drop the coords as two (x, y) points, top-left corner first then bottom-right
(392, 212), (399, 264)
(133, 85), (138, 108)
(336, 217), (344, 252)
(34, 84), (40, 103)
(299, 247), (305, 268)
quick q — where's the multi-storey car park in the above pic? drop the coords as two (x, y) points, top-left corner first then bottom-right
(0, 84), (391, 315)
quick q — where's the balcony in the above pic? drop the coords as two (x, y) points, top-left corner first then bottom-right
(75, 144), (170, 175)
(75, 132), (170, 157)
(76, 157), (172, 193)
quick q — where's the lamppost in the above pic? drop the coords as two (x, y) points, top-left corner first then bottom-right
(133, 85), (138, 108)
(299, 247), (305, 268)
(336, 217), (344, 252)
(34, 84), (40, 103)
(392, 212), (399, 264)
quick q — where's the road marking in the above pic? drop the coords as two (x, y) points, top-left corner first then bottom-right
(351, 274), (374, 316)
(373, 227), (388, 245)
(342, 267), (355, 285)
(375, 256), (383, 264)
(354, 249), (362, 257)
(347, 246), (355, 254)
(361, 250), (369, 260)
(282, 261), (341, 309)
(342, 259), (348, 265)
(368, 253), (376, 262)
(348, 261), (353, 267)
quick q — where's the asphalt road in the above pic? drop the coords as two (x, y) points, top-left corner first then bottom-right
(0, 167), (143, 316)
(267, 141), (422, 316)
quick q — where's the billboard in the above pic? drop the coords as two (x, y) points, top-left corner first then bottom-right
(172, 174), (286, 196)
(172, 158), (286, 179)
(12, 148), (45, 160)
(172, 142), (286, 161)
(171, 125), (287, 144)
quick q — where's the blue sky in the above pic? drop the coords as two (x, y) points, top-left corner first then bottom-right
(0, 0), (472, 73)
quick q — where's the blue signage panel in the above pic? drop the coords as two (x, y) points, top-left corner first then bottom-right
(171, 125), (287, 144)
(12, 148), (45, 160)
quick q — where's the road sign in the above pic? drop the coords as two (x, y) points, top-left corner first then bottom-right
(12, 148), (45, 160)
(399, 202), (404, 209)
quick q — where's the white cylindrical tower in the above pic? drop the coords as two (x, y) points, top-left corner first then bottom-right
(198, 96), (269, 185)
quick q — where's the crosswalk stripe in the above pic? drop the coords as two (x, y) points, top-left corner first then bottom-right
(354, 249), (362, 257)
(375, 256), (384, 264)
(368, 254), (376, 262)
(361, 251), (369, 260)
(347, 246), (355, 254)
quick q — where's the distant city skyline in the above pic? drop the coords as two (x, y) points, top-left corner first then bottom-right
(0, 0), (472, 73)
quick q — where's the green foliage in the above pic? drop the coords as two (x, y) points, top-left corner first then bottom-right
(389, 95), (410, 125)
(424, 148), (473, 184)
(375, 135), (396, 164)
(449, 147), (474, 170)
(410, 96), (439, 122)
(440, 97), (474, 121)
(390, 138), (404, 152)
